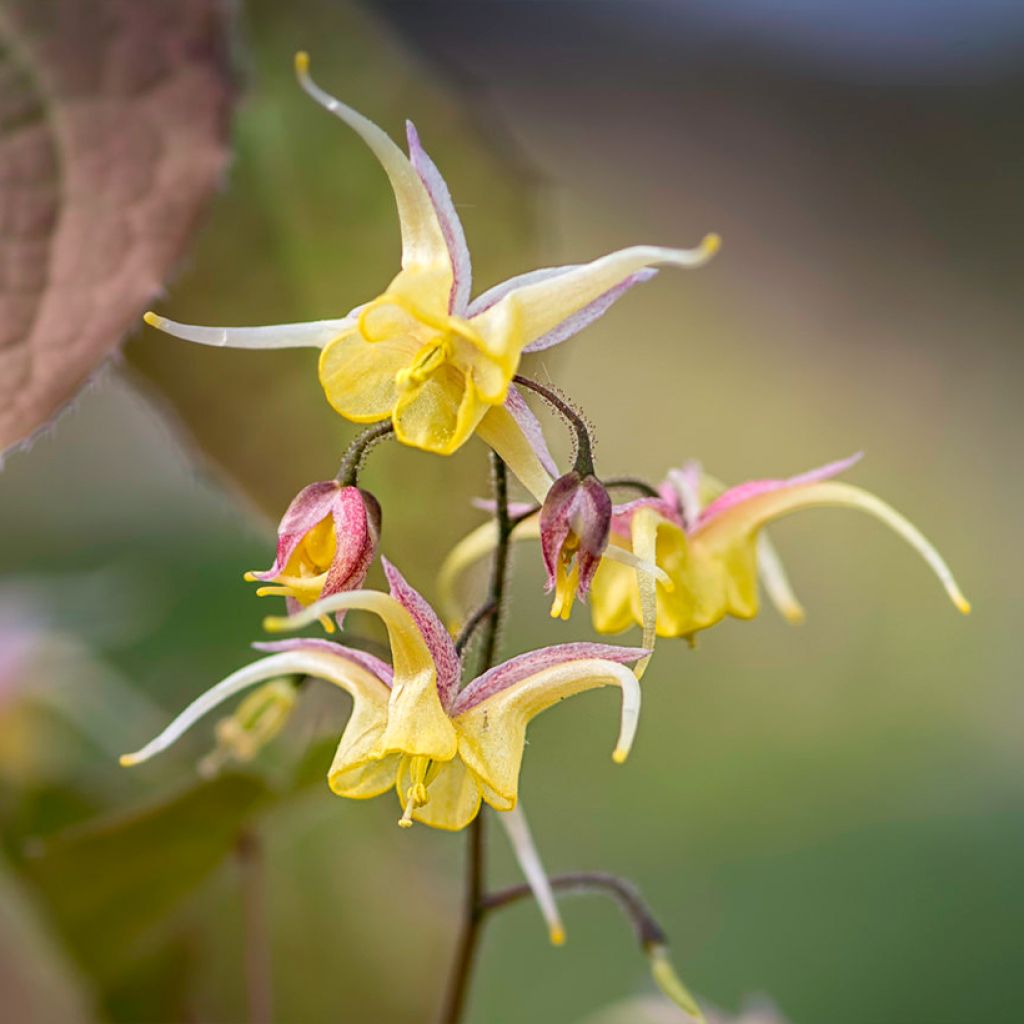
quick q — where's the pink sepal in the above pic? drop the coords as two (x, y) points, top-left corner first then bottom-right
(251, 481), (341, 583)
(407, 121), (472, 315)
(253, 638), (393, 687)
(697, 453), (864, 530)
(381, 558), (462, 709)
(453, 642), (648, 715)
(504, 383), (559, 478)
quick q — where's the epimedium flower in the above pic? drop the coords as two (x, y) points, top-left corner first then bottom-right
(142, 52), (718, 499)
(244, 480), (381, 633)
(588, 453), (970, 639)
(121, 559), (646, 833)
(438, 453), (969, 645)
(541, 470), (613, 621)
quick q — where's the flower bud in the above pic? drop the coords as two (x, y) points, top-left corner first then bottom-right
(199, 678), (298, 777)
(246, 481), (381, 631)
(540, 471), (612, 620)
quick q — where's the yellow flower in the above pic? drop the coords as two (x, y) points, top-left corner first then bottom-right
(142, 53), (718, 498)
(438, 454), (969, 649)
(121, 559), (646, 832)
(590, 454), (970, 639)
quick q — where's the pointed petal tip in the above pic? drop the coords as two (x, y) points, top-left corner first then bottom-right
(701, 232), (722, 257)
(648, 944), (704, 1021)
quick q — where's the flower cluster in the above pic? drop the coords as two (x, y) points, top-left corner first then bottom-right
(125, 53), (969, 1021)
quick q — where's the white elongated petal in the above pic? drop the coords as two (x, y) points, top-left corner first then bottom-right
(143, 312), (353, 350)
(469, 239), (719, 359)
(120, 650), (387, 766)
(294, 53), (449, 274)
(756, 534), (806, 624)
(499, 804), (566, 946)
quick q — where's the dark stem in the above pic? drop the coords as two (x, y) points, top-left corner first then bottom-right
(237, 829), (274, 1024)
(481, 871), (667, 948)
(454, 599), (496, 656)
(513, 375), (595, 475)
(604, 476), (662, 499)
(336, 421), (395, 485)
(438, 453), (514, 1024)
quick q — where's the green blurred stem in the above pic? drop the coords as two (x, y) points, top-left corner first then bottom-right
(237, 829), (273, 1024)
(438, 453), (512, 1024)
(336, 421), (395, 485)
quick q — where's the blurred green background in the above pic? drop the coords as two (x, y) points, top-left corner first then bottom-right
(1, 1), (1019, 1022)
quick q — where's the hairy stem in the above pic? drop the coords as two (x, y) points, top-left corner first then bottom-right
(513, 374), (595, 475)
(438, 454), (513, 1024)
(336, 421), (395, 485)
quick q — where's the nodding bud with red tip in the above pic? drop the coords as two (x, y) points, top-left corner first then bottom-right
(540, 471), (612, 621)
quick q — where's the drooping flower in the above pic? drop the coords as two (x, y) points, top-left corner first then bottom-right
(244, 480), (381, 633)
(121, 559), (645, 832)
(589, 454), (970, 639)
(142, 53), (718, 499)
(540, 471), (612, 620)
(438, 454), (969, 645)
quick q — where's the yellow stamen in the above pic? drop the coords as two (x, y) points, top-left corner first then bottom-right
(397, 755), (432, 828)
(549, 540), (581, 621)
(395, 340), (450, 392)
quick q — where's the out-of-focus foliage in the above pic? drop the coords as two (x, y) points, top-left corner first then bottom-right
(0, 0), (234, 453)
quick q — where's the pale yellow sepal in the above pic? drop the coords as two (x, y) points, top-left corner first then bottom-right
(648, 944), (705, 1022)
(264, 589), (458, 762)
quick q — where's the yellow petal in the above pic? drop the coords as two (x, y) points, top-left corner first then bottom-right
(589, 546), (639, 635)
(295, 53), (452, 279)
(396, 757), (482, 831)
(476, 404), (554, 503)
(455, 659), (641, 808)
(629, 507), (661, 679)
(319, 327), (418, 421)
(392, 363), (487, 454)
(694, 480), (971, 615)
(264, 591), (458, 761)
(470, 240), (719, 360)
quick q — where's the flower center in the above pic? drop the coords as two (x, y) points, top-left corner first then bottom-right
(550, 535), (581, 621)
(398, 754), (436, 828)
(395, 338), (452, 393)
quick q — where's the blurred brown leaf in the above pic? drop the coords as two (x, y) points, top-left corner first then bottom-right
(0, 0), (234, 454)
